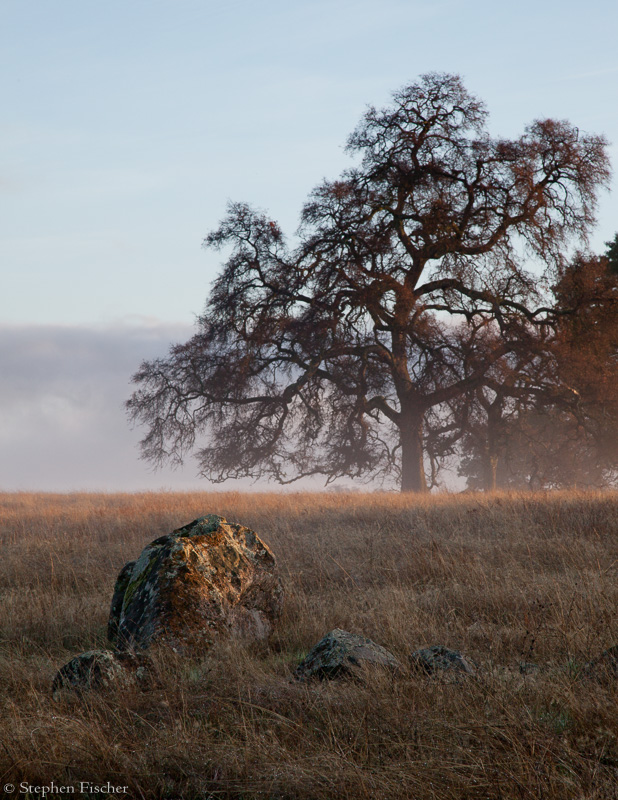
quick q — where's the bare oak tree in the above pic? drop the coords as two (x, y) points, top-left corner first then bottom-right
(127, 74), (610, 492)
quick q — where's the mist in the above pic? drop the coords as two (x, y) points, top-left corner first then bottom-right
(0, 321), (211, 491)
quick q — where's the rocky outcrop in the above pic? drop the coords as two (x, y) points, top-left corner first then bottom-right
(409, 645), (476, 676)
(109, 514), (283, 653)
(295, 628), (400, 681)
(51, 650), (149, 699)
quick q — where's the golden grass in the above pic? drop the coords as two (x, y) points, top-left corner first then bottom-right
(1, 490), (618, 798)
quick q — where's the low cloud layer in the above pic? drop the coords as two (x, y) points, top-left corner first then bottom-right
(0, 322), (462, 493)
(0, 321), (221, 491)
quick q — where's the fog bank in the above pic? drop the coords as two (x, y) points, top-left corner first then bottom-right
(0, 321), (216, 491)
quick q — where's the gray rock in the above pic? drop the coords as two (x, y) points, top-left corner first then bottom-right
(108, 560), (135, 644)
(518, 661), (540, 675)
(112, 514), (283, 653)
(51, 649), (149, 699)
(410, 645), (476, 676)
(295, 628), (400, 681)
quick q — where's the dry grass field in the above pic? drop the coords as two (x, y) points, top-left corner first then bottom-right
(1, 490), (618, 799)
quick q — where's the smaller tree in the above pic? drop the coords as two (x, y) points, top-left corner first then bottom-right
(605, 233), (618, 274)
(455, 251), (618, 490)
(551, 251), (618, 484)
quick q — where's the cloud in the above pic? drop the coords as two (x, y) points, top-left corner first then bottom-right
(0, 321), (391, 493)
(0, 320), (216, 491)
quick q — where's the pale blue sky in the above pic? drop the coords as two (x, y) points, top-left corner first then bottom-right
(1, 0), (617, 489)
(2, 0), (617, 326)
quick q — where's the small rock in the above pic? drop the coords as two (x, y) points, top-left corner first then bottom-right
(51, 650), (149, 699)
(295, 628), (400, 681)
(410, 645), (476, 676)
(112, 514), (284, 653)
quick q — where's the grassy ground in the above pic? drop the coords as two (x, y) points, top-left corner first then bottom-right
(1, 490), (618, 799)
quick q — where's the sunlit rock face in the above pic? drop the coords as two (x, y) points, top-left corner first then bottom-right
(295, 628), (400, 681)
(109, 515), (284, 654)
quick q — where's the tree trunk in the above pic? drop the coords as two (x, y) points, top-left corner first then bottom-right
(481, 448), (499, 491)
(491, 455), (499, 491)
(400, 409), (427, 493)
(488, 454), (498, 491)
(483, 400), (501, 491)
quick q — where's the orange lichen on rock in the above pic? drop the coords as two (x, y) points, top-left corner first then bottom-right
(109, 514), (283, 654)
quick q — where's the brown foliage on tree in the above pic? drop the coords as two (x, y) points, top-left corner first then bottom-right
(127, 74), (610, 492)
(455, 252), (618, 490)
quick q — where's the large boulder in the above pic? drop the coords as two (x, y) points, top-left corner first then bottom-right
(295, 628), (400, 681)
(109, 514), (283, 653)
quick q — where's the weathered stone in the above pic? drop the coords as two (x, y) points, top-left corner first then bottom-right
(108, 560), (136, 644)
(112, 514), (283, 653)
(409, 645), (476, 676)
(585, 645), (618, 681)
(295, 628), (400, 681)
(51, 649), (149, 699)
(518, 661), (540, 675)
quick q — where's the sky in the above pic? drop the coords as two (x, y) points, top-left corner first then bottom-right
(1, 0), (617, 491)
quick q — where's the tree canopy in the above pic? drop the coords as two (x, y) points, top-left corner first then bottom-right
(605, 233), (618, 274)
(127, 73), (611, 492)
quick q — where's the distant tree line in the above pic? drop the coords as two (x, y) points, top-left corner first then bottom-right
(127, 74), (616, 492)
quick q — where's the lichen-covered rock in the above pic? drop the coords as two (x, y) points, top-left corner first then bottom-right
(112, 514), (283, 653)
(295, 628), (400, 681)
(585, 645), (618, 681)
(51, 650), (148, 699)
(410, 645), (476, 676)
(108, 560), (136, 644)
